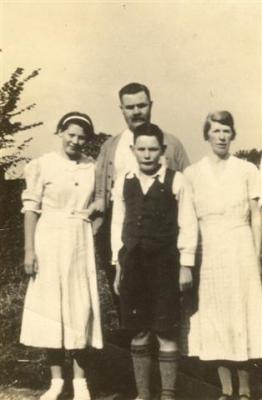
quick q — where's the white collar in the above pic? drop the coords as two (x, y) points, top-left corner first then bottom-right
(126, 164), (166, 183)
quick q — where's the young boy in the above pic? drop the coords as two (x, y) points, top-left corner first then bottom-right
(111, 122), (197, 400)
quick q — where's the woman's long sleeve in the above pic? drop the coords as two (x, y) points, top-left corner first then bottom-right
(175, 172), (198, 267)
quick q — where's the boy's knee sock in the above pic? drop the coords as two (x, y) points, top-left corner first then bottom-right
(131, 343), (151, 400)
(158, 351), (180, 400)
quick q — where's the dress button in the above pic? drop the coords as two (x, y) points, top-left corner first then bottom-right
(74, 182), (79, 186)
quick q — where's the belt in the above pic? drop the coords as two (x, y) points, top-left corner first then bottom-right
(41, 209), (91, 222)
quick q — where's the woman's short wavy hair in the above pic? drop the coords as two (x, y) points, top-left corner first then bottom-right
(203, 110), (236, 140)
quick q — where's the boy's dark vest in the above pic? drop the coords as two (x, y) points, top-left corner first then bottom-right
(122, 169), (178, 252)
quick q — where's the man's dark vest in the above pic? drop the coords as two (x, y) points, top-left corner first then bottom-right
(122, 168), (178, 252)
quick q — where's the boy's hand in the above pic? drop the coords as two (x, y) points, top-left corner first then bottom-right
(113, 261), (121, 296)
(179, 266), (193, 292)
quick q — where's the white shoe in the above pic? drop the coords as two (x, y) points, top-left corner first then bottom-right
(72, 378), (91, 400)
(40, 378), (64, 400)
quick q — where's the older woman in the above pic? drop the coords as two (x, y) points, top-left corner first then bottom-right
(185, 111), (262, 400)
(20, 112), (103, 400)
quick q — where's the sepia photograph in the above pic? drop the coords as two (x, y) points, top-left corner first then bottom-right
(0, 1), (261, 399)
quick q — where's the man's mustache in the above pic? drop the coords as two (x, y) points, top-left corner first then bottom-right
(132, 116), (146, 122)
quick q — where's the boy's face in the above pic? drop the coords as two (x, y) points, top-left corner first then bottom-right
(131, 135), (165, 175)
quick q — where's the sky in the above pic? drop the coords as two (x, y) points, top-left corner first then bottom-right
(1, 1), (261, 173)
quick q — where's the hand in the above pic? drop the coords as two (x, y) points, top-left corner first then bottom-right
(93, 198), (105, 213)
(179, 266), (193, 292)
(24, 249), (38, 277)
(86, 202), (97, 219)
(86, 199), (104, 219)
(113, 261), (121, 296)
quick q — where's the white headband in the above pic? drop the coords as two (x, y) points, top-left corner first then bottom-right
(63, 115), (92, 127)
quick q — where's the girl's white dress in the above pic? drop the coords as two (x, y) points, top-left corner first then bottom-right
(20, 152), (103, 350)
(185, 156), (262, 361)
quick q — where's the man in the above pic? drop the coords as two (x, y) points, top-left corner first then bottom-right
(92, 82), (190, 234)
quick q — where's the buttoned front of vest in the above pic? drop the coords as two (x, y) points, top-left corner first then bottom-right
(122, 169), (178, 252)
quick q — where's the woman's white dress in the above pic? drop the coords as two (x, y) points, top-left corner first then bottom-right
(185, 156), (262, 361)
(20, 152), (103, 350)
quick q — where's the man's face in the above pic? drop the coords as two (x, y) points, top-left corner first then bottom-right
(120, 91), (152, 132)
(131, 135), (164, 175)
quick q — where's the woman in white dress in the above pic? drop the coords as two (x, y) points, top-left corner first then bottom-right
(184, 111), (262, 400)
(20, 112), (103, 400)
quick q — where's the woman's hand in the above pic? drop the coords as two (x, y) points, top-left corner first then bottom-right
(24, 249), (38, 277)
(113, 261), (121, 296)
(179, 265), (193, 292)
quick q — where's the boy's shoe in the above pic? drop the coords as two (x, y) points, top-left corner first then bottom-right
(40, 378), (64, 400)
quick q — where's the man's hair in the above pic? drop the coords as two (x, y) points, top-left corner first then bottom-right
(203, 110), (236, 140)
(133, 123), (164, 146)
(119, 82), (151, 101)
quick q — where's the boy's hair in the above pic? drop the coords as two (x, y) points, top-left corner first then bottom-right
(133, 123), (164, 146)
(119, 82), (151, 101)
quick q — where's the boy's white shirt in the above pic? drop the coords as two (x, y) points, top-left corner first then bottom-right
(111, 164), (198, 266)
